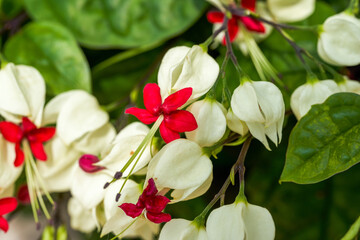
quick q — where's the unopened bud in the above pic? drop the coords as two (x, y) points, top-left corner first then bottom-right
(79, 154), (105, 173)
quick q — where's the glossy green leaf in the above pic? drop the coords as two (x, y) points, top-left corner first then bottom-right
(23, 0), (206, 49)
(4, 21), (91, 95)
(280, 93), (360, 184)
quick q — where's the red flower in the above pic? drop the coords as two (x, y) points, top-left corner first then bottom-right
(79, 154), (105, 173)
(0, 197), (17, 233)
(207, 0), (265, 44)
(125, 83), (197, 143)
(0, 117), (56, 167)
(119, 178), (171, 224)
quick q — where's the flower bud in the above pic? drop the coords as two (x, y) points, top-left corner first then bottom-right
(231, 80), (285, 150)
(267, 0), (315, 22)
(159, 219), (208, 240)
(338, 78), (360, 94)
(317, 13), (360, 66)
(206, 201), (275, 240)
(0, 63), (45, 126)
(185, 99), (227, 147)
(158, 45), (219, 101)
(146, 139), (213, 202)
(290, 80), (340, 120)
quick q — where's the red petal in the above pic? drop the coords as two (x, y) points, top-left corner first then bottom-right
(79, 154), (105, 173)
(17, 185), (31, 205)
(145, 195), (170, 213)
(29, 141), (47, 161)
(159, 122), (180, 143)
(0, 197), (17, 215)
(161, 88), (192, 114)
(27, 127), (56, 143)
(241, 0), (256, 11)
(119, 203), (143, 218)
(125, 107), (158, 125)
(145, 211), (171, 224)
(0, 216), (9, 233)
(22, 117), (36, 133)
(143, 83), (162, 115)
(0, 122), (22, 143)
(164, 110), (198, 132)
(240, 17), (265, 33)
(207, 11), (225, 24)
(142, 178), (158, 197)
(14, 143), (24, 167)
(228, 18), (239, 42)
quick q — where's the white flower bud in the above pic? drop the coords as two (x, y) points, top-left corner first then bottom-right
(0, 63), (45, 126)
(317, 13), (360, 66)
(338, 78), (360, 94)
(267, 0), (315, 22)
(226, 108), (249, 136)
(159, 219), (208, 240)
(185, 99), (227, 147)
(146, 139), (213, 202)
(206, 202), (275, 240)
(290, 80), (340, 120)
(158, 45), (219, 101)
(231, 80), (285, 150)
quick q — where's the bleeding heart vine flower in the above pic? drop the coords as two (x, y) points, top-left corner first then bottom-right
(317, 12), (360, 66)
(207, 0), (266, 45)
(0, 197), (17, 233)
(231, 79), (285, 150)
(126, 83), (197, 143)
(0, 117), (55, 167)
(119, 178), (171, 224)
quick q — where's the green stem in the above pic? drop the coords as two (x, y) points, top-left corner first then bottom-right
(194, 137), (252, 226)
(110, 218), (138, 240)
(341, 216), (360, 240)
(346, 0), (359, 15)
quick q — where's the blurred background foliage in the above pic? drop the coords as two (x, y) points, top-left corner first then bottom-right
(0, 0), (359, 239)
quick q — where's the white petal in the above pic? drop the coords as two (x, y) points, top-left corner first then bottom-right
(231, 81), (265, 123)
(319, 13), (360, 66)
(37, 136), (82, 192)
(68, 197), (97, 233)
(113, 122), (150, 144)
(146, 139), (212, 191)
(0, 136), (23, 193)
(267, 0), (315, 22)
(71, 166), (112, 209)
(0, 64), (45, 125)
(246, 122), (270, 150)
(206, 203), (245, 240)
(158, 46), (219, 100)
(338, 78), (360, 94)
(186, 99), (227, 147)
(160, 219), (208, 240)
(243, 203), (276, 240)
(226, 108), (249, 136)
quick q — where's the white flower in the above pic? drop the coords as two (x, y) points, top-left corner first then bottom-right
(0, 63), (45, 126)
(290, 80), (340, 120)
(185, 99), (227, 147)
(158, 45), (219, 101)
(317, 13), (360, 66)
(37, 90), (115, 192)
(159, 219), (208, 240)
(267, 0), (315, 23)
(206, 0), (233, 12)
(226, 108), (249, 136)
(68, 197), (97, 233)
(146, 139), (213, 202)
(206, 201), (275, 240)
(231, 80), (285, 150)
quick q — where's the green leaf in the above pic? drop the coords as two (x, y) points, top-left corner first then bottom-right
(0, 0), (23, 19)
(280, 93), (360, 184)
(341, 216), (360, 240)
(4, 21), (91, 95)
(23, 0), (206, 49)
